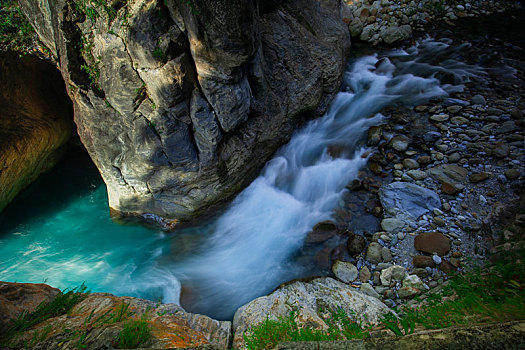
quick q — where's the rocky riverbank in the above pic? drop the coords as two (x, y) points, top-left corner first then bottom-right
(1, 2), (524, 350)
(305, 5), (525, 310)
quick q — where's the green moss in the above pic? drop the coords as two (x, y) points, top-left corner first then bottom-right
(0, 0), (36, 53)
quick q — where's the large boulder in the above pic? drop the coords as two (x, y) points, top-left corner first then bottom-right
(379, 182), (441, 219)
(0, 281), (60, 334)
(19, 0), (351, 223)
(1, 282), (231, 349)
(0, 52), (74, 212)
(232, 277), (391, 349)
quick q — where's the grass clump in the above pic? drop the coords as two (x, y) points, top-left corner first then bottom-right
(115, 318), (151, 349)
(244, 249), (525, 349)
(243, 309), (369, 350)
(1, 284), (88, 346)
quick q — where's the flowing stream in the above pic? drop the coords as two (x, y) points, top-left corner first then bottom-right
(0, 39), (482, 320)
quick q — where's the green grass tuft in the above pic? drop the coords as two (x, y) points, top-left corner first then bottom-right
(116, 319), (151, 349)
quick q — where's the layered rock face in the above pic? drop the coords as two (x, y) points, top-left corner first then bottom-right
(19, 0), (351, 221)
(0, 52), (74, 212)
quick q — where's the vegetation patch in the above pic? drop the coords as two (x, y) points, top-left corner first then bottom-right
(243, 249), (525, 349)
(115, 318), (151, 349)
(1, 284), (88, 347)
(0, 0), (35, 53)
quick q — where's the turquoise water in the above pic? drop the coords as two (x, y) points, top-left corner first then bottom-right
(0, 151), (185, 303)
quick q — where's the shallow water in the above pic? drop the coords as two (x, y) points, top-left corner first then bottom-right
(0, 39), (483, 320)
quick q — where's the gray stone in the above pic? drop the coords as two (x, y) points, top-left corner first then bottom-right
(390, 135), (410, 152)
(471, 94), (486, 105)
(379, 182), (441, 219)
(403, 158), (419, 169)
(379, 24), (412, 44)
(359, 283), (380, 299)
(428, 164), (468, 184)
(423, 131), (442, 143)
(381, 247), (393, 262)
(366, 242), (383, 264)
(349, 17), (364, 38)
(381, 218), (405, 233)
(380, 265), (407, 285)
(332, 260), (359, 283)
(407, 170), (428, 180)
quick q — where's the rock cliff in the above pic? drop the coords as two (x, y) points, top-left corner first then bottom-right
(0, 52), (74, 212)
(18, 0), (351, 222)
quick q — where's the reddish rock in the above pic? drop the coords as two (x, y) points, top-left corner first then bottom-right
(439, 259), (457, 274)
(412, 255), (436, 268)
(0, 281), (60, 333)
(442, 182), (462, 195)
(414, 232), (451, 256)
(469, 172), (490, 183)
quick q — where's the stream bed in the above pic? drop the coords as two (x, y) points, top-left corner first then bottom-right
(0, 39), (482, 320)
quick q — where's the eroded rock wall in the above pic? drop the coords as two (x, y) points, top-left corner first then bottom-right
(18, 0), (351, 222)
(0, 52), (74, 212)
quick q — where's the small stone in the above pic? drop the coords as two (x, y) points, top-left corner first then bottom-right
(413, 255), (436, 268)
(347, 234), (367, 257)
(360, 266), (371, 283)
(417, 156), (432, 165)
(471, 94), (486, 105)
(452, 251), (462, 258)
(451, 116), (469, 125)
(442, 203), (451, 212)
(438, 259), (457, 274)
(433, 217), (446, 227)
(432, 255), (442, 265)
(414, 232), (451, 256)
(469, 172), (490, 183)
(390, 135), (409, 152)
(504, 169), (520, 180)
(442, 182), (463, 195)
(366, 242), (383, 264)
(381, 218), (405, 233)
(491, 142), (509, 158)
(411, 268), (428, 279)
(403, 274), (425, 290)
(360, 283), (380, 299)
(368, 126), (382, 146)
(403, 158), (419, 169)
(380, 265), (407, 285)
(369, 162), (383, 174)
(381, 247), (393, 262)
(450, 258), (461, 267)
(423, 131), (441, 143)
(332, 260), (359, 283)
(448, 153), (461, 163)
(407, 170), (427, 180)
(398, 286), (421, 299)
(447, 105), (462, 114)
(430, 114), (449, 122)
(348, 179), (362, 191)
